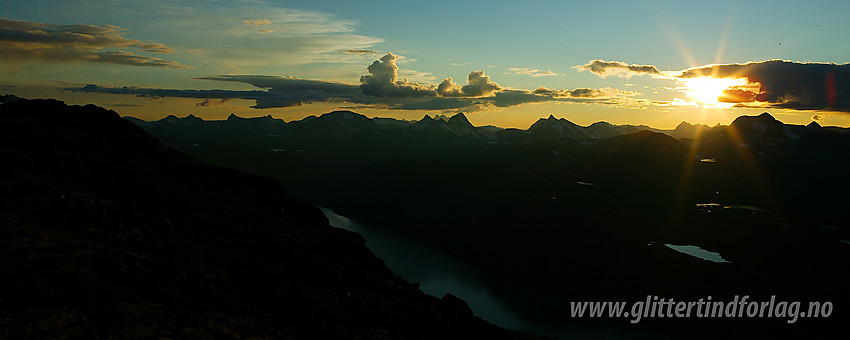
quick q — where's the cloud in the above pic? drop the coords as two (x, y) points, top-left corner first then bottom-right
(532, 86), (638, 98)
(69, 52), (637, 112)
(80, 2), (385, 70)
(91, 50), (188, 68)
(678, 60), (850, 111)
(462, 71), (502, 97)
(359, 52), (436, 97)
(573, 59), (660, 78)
(198, 75), (360, 96)
(575, 57), (849, 112)
(0, 17), (187, 68)
(257, 29), (274, 34)
(507, 67), (559, 77)
(196, 98), (231, 107)
(437, 78), (463, 97)
(491, 87), (636, 107)
(72, 74), (364, 109)
(435, 70), (502, 97)
(244, 19), (271, 25)
(339, 49), (380, 54)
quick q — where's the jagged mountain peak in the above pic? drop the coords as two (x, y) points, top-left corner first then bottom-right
(675, 121), (694, 128)
(160, 114), (180, 123)
(730, 112), (782, 129)
(447, 112), (473, 128)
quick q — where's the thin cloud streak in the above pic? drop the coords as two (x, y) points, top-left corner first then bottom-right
(507, 68), (559, 77)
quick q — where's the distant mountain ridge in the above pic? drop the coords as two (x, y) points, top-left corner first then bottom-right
(129, 109), (845, 144)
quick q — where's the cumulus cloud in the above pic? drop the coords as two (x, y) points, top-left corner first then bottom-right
(435, 71), (502, 97)
(678, 60), (850, 111)
(462, 71), (502, 97)
(573, 59), (660, 78)
(437, 78), (463, 97)
(507, 67), (558, 77)
(359, 52), (436, 97)
(0, 17), (187, 68)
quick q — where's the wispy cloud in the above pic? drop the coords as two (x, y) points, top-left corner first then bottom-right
(85, 1), (385, 71)
(339, 49), (381, 54)
(507, 67), (558, 77)
(0, 17), (188, 68)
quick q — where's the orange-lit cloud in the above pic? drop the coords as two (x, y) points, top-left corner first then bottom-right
(577, 58), (850, 112)
(573, 59), (660, 78)
(678, 60), (849, 112)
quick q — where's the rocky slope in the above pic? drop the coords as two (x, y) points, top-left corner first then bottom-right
(0, 99), (545, 339)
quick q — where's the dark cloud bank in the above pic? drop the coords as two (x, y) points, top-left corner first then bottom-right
(577, 58), (850, 112)
(0, 17), (187, 68)
(680, 60), (850, 112)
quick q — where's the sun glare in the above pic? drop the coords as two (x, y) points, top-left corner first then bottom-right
(682, 77), (749, 108)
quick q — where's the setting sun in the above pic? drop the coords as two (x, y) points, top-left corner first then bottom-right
(682, 77), (749, 107)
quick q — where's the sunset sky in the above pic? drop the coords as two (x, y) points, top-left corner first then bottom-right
(3, 0), (849, 129)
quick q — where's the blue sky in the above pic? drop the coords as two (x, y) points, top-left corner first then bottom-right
(3, 0), (849, 128)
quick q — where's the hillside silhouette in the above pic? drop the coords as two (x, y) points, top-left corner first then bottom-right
(0, 98), (546, 339)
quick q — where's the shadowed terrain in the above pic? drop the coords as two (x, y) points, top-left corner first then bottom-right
(126, 107), (850, 338)
(0, 98), (546, 339)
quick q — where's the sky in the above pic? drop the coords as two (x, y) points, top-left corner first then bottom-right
(3, 0), (850, 129)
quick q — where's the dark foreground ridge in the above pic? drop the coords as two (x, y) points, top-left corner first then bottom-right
(0, 98), (545, 339)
